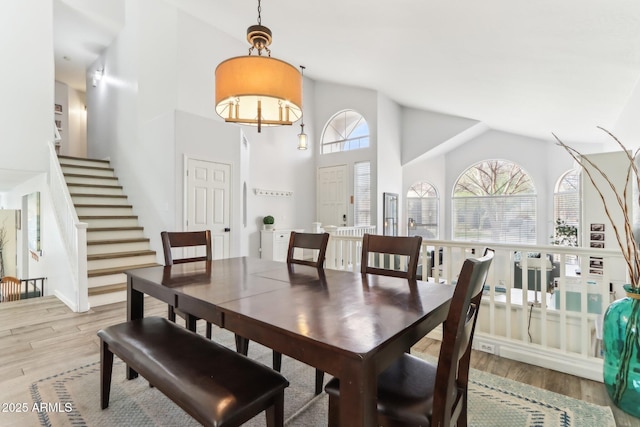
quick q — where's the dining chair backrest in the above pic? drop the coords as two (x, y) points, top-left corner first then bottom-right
(431, 247), (494, 425)
(1, 276), (21, 302)
(286, 232), (330, 268)
(161, 230), (212, 266)
(360, 234), (423, 280)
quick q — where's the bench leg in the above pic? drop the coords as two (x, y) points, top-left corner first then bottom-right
(265, 392), (285, 427)
(235, 334), (249, 355)
(100, 340), (114, 409)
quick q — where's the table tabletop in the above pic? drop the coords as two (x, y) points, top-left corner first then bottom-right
(126, 256), (454, 426)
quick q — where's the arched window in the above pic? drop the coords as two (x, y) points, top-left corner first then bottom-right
(553, 169), (580, 246)
(321, 110), (369, 154)
(453, 160), (536, 244)
(407, 181), (439, 238)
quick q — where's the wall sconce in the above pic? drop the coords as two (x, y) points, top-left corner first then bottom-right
(92, 68), (104, 87)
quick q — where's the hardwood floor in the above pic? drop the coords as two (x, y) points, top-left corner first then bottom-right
(0, 296), (637, 426)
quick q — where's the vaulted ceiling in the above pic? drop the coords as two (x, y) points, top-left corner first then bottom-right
(54, 0), (640, 144)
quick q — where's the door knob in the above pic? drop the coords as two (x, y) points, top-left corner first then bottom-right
(224, 228), (231, 232)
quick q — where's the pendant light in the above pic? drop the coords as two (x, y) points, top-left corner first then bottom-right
(215, 0), (302, 133)
(297, 65), (308, 150)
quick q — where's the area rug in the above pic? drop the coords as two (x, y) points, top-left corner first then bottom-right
(28, 331), (615, 427)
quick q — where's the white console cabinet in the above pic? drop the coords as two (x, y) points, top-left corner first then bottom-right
(260, 229), (302, 262)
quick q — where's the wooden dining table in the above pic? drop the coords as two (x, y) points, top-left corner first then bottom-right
(126, 256), (455, 427)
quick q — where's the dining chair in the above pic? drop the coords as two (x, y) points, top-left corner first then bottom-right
(0, 276), (21, 302)
(160, 230), (213, 339)
(275, 231), (329, 394)
(286, 231), (330, 267)
(360, 234), (423, 280)
(325, 248), (495, 427)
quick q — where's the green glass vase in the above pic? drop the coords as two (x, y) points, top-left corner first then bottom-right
(603, 284), (640, 418)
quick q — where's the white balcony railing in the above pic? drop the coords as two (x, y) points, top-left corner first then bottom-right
(323, 231), (621, 382)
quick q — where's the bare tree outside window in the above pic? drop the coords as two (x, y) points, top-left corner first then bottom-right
(453, 160), (536, 244)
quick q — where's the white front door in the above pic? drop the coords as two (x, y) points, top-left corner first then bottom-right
(317, 165), (348, 227)
(186, 158), (230, 259)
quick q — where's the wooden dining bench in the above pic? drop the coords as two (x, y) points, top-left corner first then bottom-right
(98, 317), (289, 427)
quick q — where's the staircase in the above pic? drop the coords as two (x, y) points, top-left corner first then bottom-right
(57, 155), (159, 307)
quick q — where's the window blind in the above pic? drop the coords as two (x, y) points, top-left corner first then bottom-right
(354, 161), (371, 226)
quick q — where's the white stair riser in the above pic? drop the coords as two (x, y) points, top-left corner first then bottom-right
(88, 273), (127, 288)
(87, 229), (145, 240)
(89, 290), (127, 307)
(82, 218), (139, 228)
(76, 206), (134, 216)
(87, 241), (150, 255)
(61, 165), (114, 178)
(71, 195), (128, 205)
(59, 158), (110, 168)
(64, 176), (119, 186)
(67, 185), (124, 196)
(88, 254), (157, 270)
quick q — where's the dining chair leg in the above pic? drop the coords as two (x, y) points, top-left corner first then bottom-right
(327, 393), (340, 427)
(205, 322), (212, 339)
(272, 351), (282, 372)
(100, 340), (114, 409)
(265, 392), (285, 427)
(315, 369), (325, 395)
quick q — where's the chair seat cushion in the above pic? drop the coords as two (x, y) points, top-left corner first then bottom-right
(325, 353), (436, 425)
(99, 317), (288, 426)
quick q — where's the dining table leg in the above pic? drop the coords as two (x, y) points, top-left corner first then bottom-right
(337, 358), (377, 427)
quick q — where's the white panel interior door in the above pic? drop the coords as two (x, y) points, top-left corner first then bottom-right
(187, 158), (230, 259)
(317, 165), (348, 227)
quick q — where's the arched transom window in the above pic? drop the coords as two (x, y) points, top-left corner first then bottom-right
(453, 160), (536, 244)
(321, 110), (369, 154)
(407, 181), (439, 239)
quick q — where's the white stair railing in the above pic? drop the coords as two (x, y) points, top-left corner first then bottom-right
(48, 142), (89, 312)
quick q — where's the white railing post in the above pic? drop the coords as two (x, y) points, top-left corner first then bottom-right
(48, 142), (89, 312)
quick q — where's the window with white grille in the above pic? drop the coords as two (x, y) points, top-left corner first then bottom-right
(553, 169), (580, 246)
(452, 160), (536, 244)
(407, 181), (439, 238)
(354, 161), (371, 226)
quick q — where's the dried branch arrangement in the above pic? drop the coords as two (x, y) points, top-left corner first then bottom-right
(553, 127), (640, 289)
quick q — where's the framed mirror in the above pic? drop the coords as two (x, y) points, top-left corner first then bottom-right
(383, 193), (398, 236)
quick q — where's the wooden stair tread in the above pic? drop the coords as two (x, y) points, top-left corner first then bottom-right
(89, 263), (161, 277)
(66, 183), (123, 189)
(63, 173), (118, 180)
(79, 215), (138, 219)
(87, 238), (150, 245)
(70, 193), (127, 198)
(88, 283), (127, 296)
(87, 226), (144, 232)
(60, 163), (114, 172)
(58, 155), (110, 164)
(74, 204), (133, 208)
(87, 250), (156, 261)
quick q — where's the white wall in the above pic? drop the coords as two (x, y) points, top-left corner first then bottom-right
(55, 81), (87, 157)
(314, 80), (379, 227)
(0, 0), (53, 174)
(376, 93), (403, 234)
(4, 175), (76, 306)
(401, 107), (480, 165)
